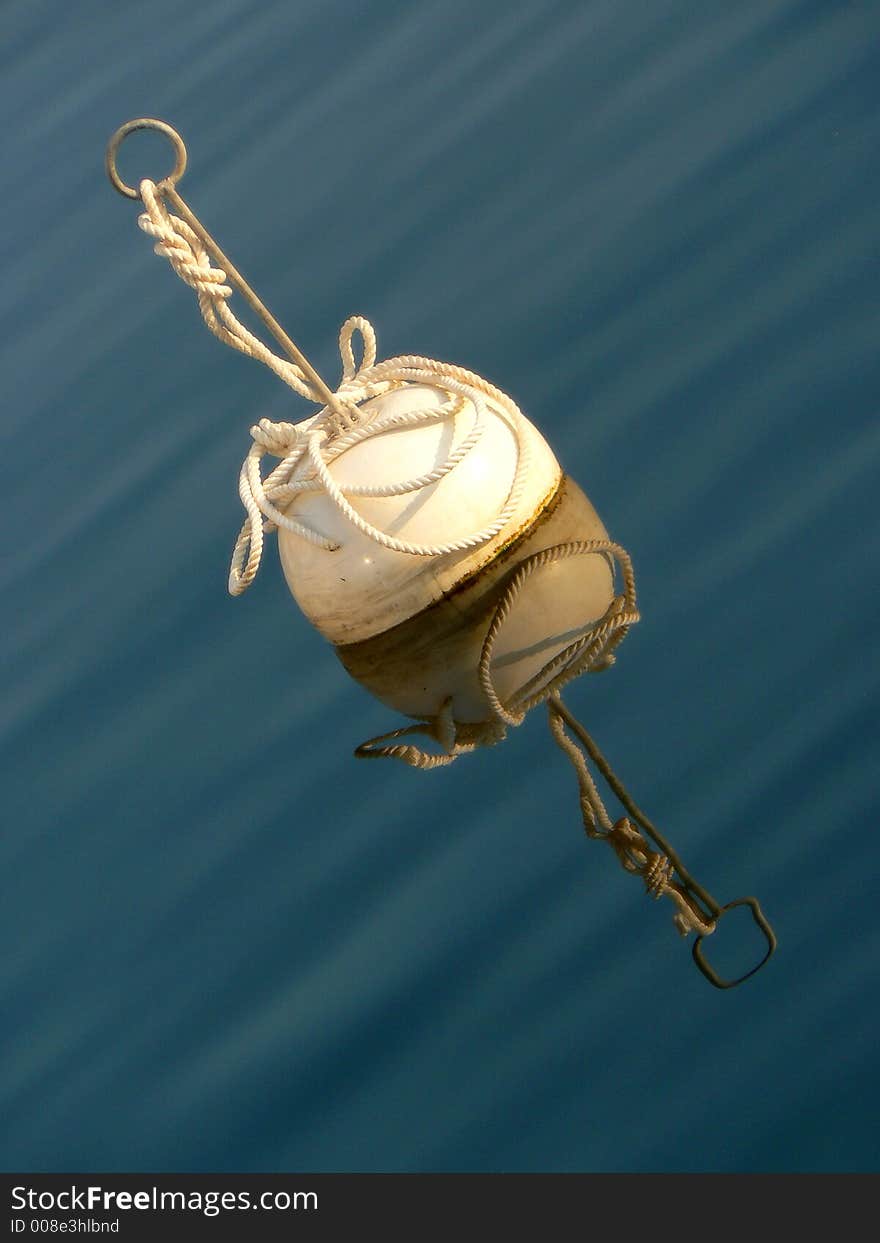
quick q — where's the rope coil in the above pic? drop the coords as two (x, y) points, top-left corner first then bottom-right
(116, 141), (775, 984)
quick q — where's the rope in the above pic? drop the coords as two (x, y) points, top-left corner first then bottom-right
(136, 177), (643, 766)
(354, 699), (508, 768)
(546, 697), (715, 937)
(139, 180), (327, 403)
(136, 178), (533, 595)
(478, 540), (638, 726)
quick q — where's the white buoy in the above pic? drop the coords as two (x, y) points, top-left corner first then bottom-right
(273, 372), (623, 728)
(107, 115), (776, 983)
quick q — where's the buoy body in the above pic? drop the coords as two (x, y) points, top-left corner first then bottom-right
(278, 381), (616, 725)
(336, 474), (613, 722)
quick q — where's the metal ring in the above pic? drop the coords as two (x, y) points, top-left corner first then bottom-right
(692, 897), (777, 990)
(105, 118), (188, 201)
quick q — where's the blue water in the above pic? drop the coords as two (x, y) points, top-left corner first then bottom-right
(3, 0), (879, 1171)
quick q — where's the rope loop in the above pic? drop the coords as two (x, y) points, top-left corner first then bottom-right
(339, 315), (376, 383)
(353, 540), (639, 768)
(354, 700), (507, 768)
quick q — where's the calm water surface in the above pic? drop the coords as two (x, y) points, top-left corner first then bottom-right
(2, 0), (879, 1171)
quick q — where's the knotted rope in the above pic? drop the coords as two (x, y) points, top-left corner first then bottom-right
(138, 177), (533, 598)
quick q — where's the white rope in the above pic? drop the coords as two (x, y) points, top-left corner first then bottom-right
(139, 180), (323, 402)
(136, 179), (641, 741)
(136, 178), (534, 595)
(136, 179), (641, 766)
(478, 540), (638, 726)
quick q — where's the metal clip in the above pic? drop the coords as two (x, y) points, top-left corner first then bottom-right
(692, 897), (777, 990)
